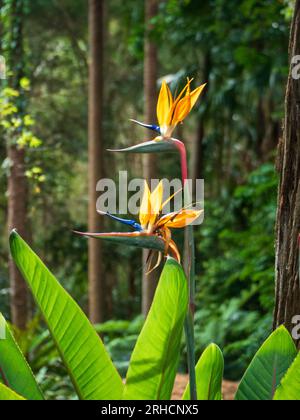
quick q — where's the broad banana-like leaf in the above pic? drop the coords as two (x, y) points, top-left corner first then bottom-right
(274, 351), (300, 400)
(75, 232), (165, 252)
(108, 139), (178, 154)
(182, 344), (224, 400)
(122, 258), (188, 400)
(0, 314), (44, 400)
(0, 383), (25, 400)
(235, 326), (297, 400)
(9, 231), (123, 400)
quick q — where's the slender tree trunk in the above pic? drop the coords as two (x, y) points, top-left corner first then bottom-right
(7, 0), (29, 329)
(88, 0), (105, 323)
(8, 147), (29, 329)
(274, 0), (300, 339)
(142, 0), (159, 316)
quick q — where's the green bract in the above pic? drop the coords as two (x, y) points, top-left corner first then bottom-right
(108, 139), (178, 154)
(75, 231), (165, 253)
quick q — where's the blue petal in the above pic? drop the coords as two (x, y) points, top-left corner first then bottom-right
(99, 211), (143, 231)
(130, 119), (161, 134)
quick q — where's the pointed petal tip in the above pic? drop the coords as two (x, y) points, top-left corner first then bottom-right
(73, 230), (86, 236)
(130, 118), (142, 125)
(130, 119), (161, 134)
(9, 229), (19, 241)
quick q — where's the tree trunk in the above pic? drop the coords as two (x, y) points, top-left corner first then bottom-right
(8, 147), (29, 329)
(142, 0), (159, 316)
(7, 0), (29, 329)
(0, 1), (3, 43)
(88, 0), (105, 323)
(274, 0), (300, 339)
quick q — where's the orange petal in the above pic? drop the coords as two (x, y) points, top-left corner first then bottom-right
(139, 181), (151, 229)
(174, 77), (193, 103)
(172, 94), (192, 124)
(157, 81), (173, 127)
(161, 188), (183, 211)
(190, 83), (206, 110)
(149, 181), (164, 229)
(159, 227), (181, 262)
(157, 209), (203, 229)
(168, 240), (181, 263)
(161, 226), (172, 256)
(166, 79), (191, 126)
(172, 81), (206, 125)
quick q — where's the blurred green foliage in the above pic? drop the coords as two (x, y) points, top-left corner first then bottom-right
(194, 163), (277, 379)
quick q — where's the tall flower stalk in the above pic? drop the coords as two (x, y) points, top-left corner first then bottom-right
(81, 77), (206, 400)
(131, 79), (205, 400)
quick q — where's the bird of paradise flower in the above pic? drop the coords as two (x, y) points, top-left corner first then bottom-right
(76, 181), (202, 273)
(130, 78), (206, 140)
(110, 78), (206, 184)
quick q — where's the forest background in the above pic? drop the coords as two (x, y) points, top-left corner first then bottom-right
(0, 0), (297, 398)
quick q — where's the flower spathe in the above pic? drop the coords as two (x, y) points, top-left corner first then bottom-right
(131, 78), (206, 139)
(76, 181), (202, 273)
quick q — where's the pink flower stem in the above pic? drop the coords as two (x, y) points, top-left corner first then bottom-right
(173, 139), (188, 186)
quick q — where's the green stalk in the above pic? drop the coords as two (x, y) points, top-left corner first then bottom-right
(174, 139), (197, 400)
(183, 212), (197, 400)
(184, 309), (196, 398)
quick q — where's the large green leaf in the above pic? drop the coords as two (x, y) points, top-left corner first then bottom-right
(9, 231), (123, 400)
(0, 314), (44, 400)
(274, 351), (300, 400)
(122, 258), (188, 400)
(182, 344), (224, 400)
(235, 326), (297, 400)
(0, 383), (25, 400)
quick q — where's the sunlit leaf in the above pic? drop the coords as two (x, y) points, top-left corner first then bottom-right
(182, 344), (224, 400)
(75, 231), (165, 252)
(0, 383), (25, 400)
(235, 326), (297, 400)
(0, 314), (44, 400)
(123, 258), (188, 400)
(9, 230), (124, 400)
(274, 351), (300, 400)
